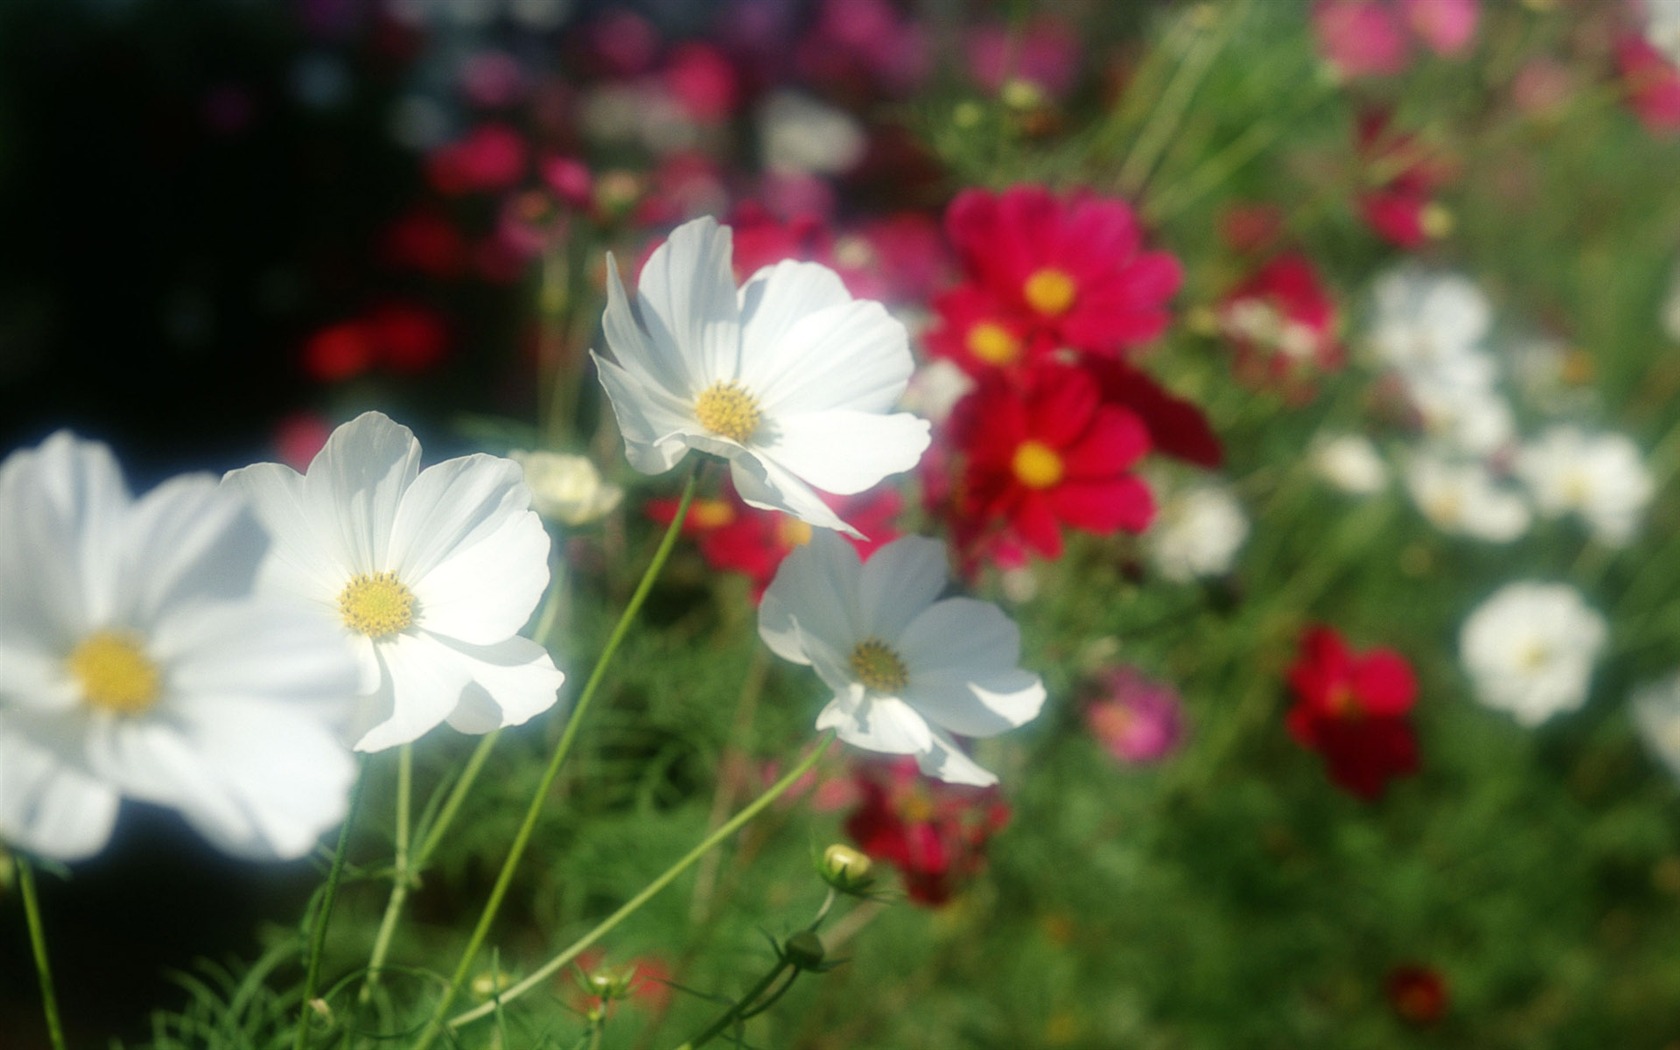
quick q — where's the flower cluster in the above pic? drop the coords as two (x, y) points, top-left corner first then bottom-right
(1285, 626), (1420, 800)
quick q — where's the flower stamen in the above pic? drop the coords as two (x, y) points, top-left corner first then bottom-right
(338, 570), (416, 638)
(1023, 267), (1077, 317)
(69, 630), (161, 715)
(967, 321), (1022, 366)
(694, 381), (762, 443)
(849, 637), (909, 693)
(1012, 440), (1064, 489)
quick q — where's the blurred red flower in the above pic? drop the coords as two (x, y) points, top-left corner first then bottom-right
(1285, 626), (1419, 800)
(941, 362), (1155, 564)
(1216, 253), (1344, 396)
(1386, 963), (1449, 1026)
(942, 185), (1181, 358)
(843, 757), (1010, 906)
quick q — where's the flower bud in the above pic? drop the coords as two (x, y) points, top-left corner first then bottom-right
(819, 843), (874, 894)
(470, 969), (515, 1002)
(509, 450), (624, 526)
(782, 930), (826, 971)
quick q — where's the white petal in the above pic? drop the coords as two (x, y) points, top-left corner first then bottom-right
(390, 454), (551, 643)
(759, 531), (862, 665)
(0, 639), (81, 715)
(302, 412), (421, 573)
(729, 453), (859, 537)
(221, 461), (352, 603)
(437, 634), (565, 733)
(602, 252), (696, 397)
(745, 299), (913, 415)
(0, 733), (119, 861)
(154, 598), (360, 724)
(908, 667), (1047, 739)
(593, 351), (701, 476)
(174, 704), (356, 860)
(353, 632), (475, 752)
(736, 260), (854, 380)
(916, 726), (999, 787)
(826, 694), (934, 755)
(120, 475), (266, 625)
(758, 410), (930, 496)
(635, 217), (744, 382)
(855, 536), (949, 643)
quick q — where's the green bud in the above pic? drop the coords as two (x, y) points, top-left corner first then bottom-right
(783, 930), (826, 971)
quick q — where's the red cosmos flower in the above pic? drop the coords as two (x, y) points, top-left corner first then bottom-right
(1355, 112), (1457, 248)
(923, 283), (1037, 375)
(942, 185), (1182, 358)
(1386, 964), (1448, 1026)
(1081, 356), (1223, 470)
(943, 363), (1155, 563)
(1216, 253), (1344, 396)
(843, 757), (1010, 906)
(1285, 626), (1419, 800)
(647, 482), (902, 599)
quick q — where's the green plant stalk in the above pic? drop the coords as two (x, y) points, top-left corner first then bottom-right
(416, 728), (502, 866)
(18, 858), (67, 1050)
(446, 732), (837, 1032)
(1115, 1), (1242, 199)
(415, 468), (700, 1049)
(360, 744), (414, 1003)
(294, 752), (371, 1050)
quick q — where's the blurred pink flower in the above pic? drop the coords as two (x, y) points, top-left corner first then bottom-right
(271, 411), (333, 471)
(1618, 34), (1680, 136)
(1085, 668), (1186, 764)
(966, 18), (1082, 98)
(427, 123), (529, 195)
(1313, 0), (1412, 78)
(664, 43), (741, 123)
(460, 51), (527, 109)
(1398, 0), (1478, 57)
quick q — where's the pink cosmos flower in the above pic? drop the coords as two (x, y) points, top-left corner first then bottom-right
(1085, 668), (1186, 764)
(1618, 34), (1680, 136)
(965, 18), (1082, 99)
(1313, 0), (1413, 78)
(1399, 0), (1479, 57)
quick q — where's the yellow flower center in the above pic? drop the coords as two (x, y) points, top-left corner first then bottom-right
(776, 516), (814, 549)
(849, 637), (909, 693)
(1419, 201), (1454, 240)
(688, 498), (737, 529)
(1023, 267), (1077, 317)
(966, 321), (1022, 366)
(1012, 440), (1064, 489)
(338, 570), (416, 638)
(694, 381), (762, 443)
(68, 631), (161, 715)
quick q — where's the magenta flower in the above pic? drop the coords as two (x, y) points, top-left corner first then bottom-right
(1085, 668), (1186, 764)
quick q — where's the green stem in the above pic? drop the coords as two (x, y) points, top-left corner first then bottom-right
(416, 729), (502, 867)
(18, 859), (67, 1050)
(1115, 1), (1241, 199)
(676, 963), (792, 1050)
(294, 752), (371, 1050)
(360, 744), (413, 1003)
(446, 733), (836, 1033)
(415, 468), (700, 1049)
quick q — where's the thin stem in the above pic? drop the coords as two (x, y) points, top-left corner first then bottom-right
(1115, 2), (1241, 199)
(294, 752), (371, 1050)
(415, 468), (701, 1049)
(360, 744), (414, 1003)
(18, 859), (67, 1050)
(676, 962), (792, 1050)
(446, 733), (837, 1032)
(416, 729), (502, 867)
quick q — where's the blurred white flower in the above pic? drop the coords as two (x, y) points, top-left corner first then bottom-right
(1368, 266), (1492, 376)
(1403, 452), (1530, 542)
(758, 91), (867, 176)
(900, 358), (976, 426)
(592, 216), (931, 537)
(1515, 426), (1653, 547)
(1460, 582), (1607, 726)
(758, 532), (1046, 786)
(1147, 481), (1249, 582)
(1311, 433), (1389, 495)
(509, 449), (623, 526)
(0, 433), (360, 861)
(1633, 671), (1680, 783)
(1645, 0), (1680, 66)
(1405, 369), (1516, 457)
(223, 412), (564, 753)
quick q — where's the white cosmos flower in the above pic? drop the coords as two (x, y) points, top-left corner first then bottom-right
(1368, 266), (1492, 376)
(1402, 452), (1530, 542)
(1459, 582), (1607, 726)
(1514, 426), (1653, 547)
(223, 412), (564, 753)
(1632, 671), (1680, 784)
(0, 433), (360, 861)
(758, 532), (1046, 786)
(1146, 481), (1249, 582)
(591, 216), (932, 538)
